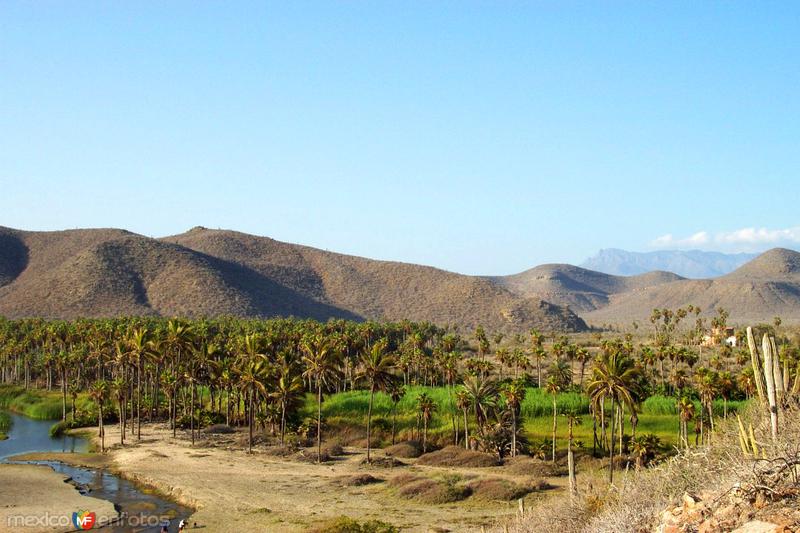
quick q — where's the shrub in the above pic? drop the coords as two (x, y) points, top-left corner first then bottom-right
(306, 516), (398, 533)
(383, 440), (423, 458)
(467, 478), (532, 501)
(389, 473), (471, 504)
(416, 446), (500, 467)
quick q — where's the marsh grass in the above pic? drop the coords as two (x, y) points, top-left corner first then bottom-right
(0, 385), (94, 420)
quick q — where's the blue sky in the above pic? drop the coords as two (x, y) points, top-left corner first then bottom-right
(1, 2), (798, 275)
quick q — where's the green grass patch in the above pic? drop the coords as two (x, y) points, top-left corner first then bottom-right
(0, 385), (94, 420)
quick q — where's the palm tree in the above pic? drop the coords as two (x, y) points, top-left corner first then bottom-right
(238, 355), (270, 453)
(501, 380), (526, 457)
(563, 411), (581, 496)
(545, 376), (561, 462)
(272, 362), (304, 446)
(357, 339), (396, 462)
(586, 350), (641, 484)
(302, 335), (341, 463)
(417, 392), (436, 453)
(461, 374), (497, 439)
(126, 326), (149, 440)
(112, 376), (127, 445)
(455, 389), (471, 449)
(89, 380), (109, 453)
(676, 396), (695, 448)
(387, 381), (406, 445)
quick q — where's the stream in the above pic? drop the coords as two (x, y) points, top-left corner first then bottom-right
(0, 411), (193, 532)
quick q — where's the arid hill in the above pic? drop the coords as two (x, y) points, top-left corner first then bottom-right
(2, 225), (797, 329)
(0, 226), (587, 333)
(490, 265), (684, 313)
(581, 248), (800, 325)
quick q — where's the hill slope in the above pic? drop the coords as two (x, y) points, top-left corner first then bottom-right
(581, 248), (758, 278)
(0, 226), (587, 333)
(582, 248), (800, 324)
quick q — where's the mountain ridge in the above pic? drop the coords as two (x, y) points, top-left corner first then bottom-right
(2, 226), (799, 328)
(0, 226), (587, 333)
(581, 248), (759, 278)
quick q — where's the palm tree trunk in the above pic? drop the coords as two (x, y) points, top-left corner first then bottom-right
(511, 409), (517, 457)
(463, 409), (469, 450)
(316, 383), (322, 463)
(609, 398), (616, 484)
(551, 394), (557, 463)
(99, 405), (105, 453)
(190, 382), (196, 446)
(391, 403), (398, 445)
(248, 391), (254, 453)
(137, 361), (142, 440)
(366, 383), (375, 462)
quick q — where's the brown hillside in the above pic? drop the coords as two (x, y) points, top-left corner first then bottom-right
(492, 264), (683, 312)
(162, 228), (588, 333)
(0, 226), (587, 332)
(583, 249), (800, 325)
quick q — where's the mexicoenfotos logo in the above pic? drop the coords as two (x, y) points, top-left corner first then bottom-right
(72, 510), (96, 530)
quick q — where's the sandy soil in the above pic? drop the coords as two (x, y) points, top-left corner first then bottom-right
(46, 423), (563, 532)
(0, 463), (118, 533)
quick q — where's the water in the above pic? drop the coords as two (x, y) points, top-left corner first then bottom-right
(0, 412), (87, 459)
(0, 411), (193, 532)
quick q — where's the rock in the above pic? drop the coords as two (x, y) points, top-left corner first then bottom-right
(731, 520), (789, 533)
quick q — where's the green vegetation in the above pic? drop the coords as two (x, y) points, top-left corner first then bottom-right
(0, 309), (790, 481)
(0, 385), (94, 420)
(0, 411), (11, 440)
(307, 516), (399, 533)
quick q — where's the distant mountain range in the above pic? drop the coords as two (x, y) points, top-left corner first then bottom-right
(581, 249), (759, 278)
(1, 226), (799, 330)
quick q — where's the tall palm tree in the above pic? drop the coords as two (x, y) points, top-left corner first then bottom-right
(238, 355), (270, 453)
(89, 380), (109, 453)
(302, 335), (341, 463)
(455, 389), (471, 449)
(545, 376), (561, 462)
(357, 338), (396, 462)
(501, 380), (526, 457)
(272, 362), (304, 446)
(387, 380), (406, 445)
(461, 374), (497, 438)
(417, 392), (436, 453)
(586, 350), (641, 484)
(126, 326), (149, 440)
(676, 396), (695, 448)
(563, 411), (581, 496)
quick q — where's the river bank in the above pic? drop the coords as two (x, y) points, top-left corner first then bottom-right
(0, 463), (118, 532)
(48, 422), (563, 532)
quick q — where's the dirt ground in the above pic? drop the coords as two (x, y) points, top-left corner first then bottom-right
(26, 424), (566, 532)
(0, 463), (118, 533)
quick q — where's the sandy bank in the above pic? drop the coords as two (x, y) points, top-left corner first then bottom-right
(0, 464), (118, 533)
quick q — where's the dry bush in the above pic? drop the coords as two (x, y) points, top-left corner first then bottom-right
(383, 440), (423, 458)
(203, 423), (235, 434)
(341, 474), (384, 486)
(416, 446), (500, 468)
(389, 473), (471, 504)
(360, 456), (406, 468)
(503, 455), (566, 477)
(467, 478), (533, 501)
(498, 403), (800, 533)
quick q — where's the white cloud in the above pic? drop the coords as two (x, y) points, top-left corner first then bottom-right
(650, 226), (800, 251)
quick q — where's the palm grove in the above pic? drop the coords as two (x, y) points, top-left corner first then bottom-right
(0, 308), (798, 483)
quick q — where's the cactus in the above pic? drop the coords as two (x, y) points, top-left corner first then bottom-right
(746, 326), (785, 440)
(736, 414), (767, 458)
